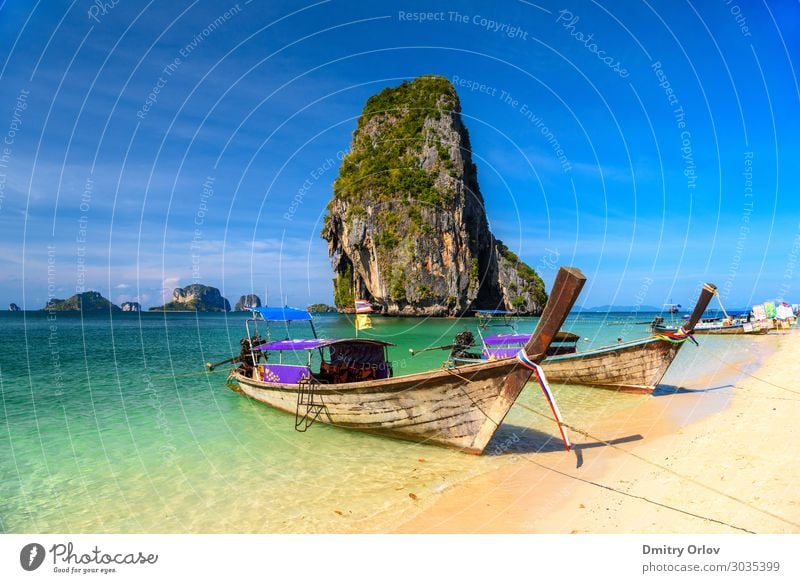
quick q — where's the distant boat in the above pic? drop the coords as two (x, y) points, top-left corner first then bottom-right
(652, 316), (770, 335)
(447, 284), (718, 393)
(224, 267), (586, 454)
(474, 309), (519, 329)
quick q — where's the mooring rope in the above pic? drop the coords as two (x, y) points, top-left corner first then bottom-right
(515, 400), (800, 531)
(703, 349), (800, 396)
(518, 455), (756, 534)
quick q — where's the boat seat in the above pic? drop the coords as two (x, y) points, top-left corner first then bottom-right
(318, 361), (389, 384)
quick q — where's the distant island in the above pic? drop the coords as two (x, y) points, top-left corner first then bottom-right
(234, 294), (262, 311)
(149, 284), (231, 312)
(44, 291), (120, 312)
(121, 302), (141, 312)
(9, 302), (20, 311)
(307, 303), (338, 313)
(322, 76), (546, 316)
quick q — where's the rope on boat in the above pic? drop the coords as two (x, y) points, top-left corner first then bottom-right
(146, 368), (230, 383)
(514, 400), (800, 531)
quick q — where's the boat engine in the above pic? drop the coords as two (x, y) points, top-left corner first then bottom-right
(450, 331), (482, 360)
(238, 335), (265, 374)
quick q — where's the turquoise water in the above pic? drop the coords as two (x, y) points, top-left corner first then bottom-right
(0, 311), (756, 533)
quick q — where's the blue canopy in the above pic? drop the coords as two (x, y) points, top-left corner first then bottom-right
(250, 306), (313, 321)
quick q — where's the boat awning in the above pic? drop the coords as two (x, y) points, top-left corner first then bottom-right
(253, 338), (395, 351)
(483, 333), (530, 345)
(483, 331), (578, 345)
(250, 306), (312, 321)
(254, 338), (329, 351)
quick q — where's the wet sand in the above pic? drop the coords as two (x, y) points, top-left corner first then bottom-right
(394, 331), (800, 533)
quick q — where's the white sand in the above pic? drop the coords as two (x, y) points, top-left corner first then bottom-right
(394, 331), (800, 533)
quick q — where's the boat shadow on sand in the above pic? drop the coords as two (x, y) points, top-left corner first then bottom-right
(486, 424), (644, 468)
(652, 383), (734, 396)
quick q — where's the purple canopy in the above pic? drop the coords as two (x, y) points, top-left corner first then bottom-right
(482, 333), (530, 346)
(482, 331), (579, 346)
(252, 338), (395, 352)
(253, 338), (330, 351)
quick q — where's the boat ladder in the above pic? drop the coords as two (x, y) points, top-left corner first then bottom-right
(295, 377), (326, 432)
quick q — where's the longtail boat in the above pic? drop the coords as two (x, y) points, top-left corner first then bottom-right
(224, 267), (586, 454)
(448, 283), (719, 393)
(651, 317), (771, 335)
(652, 286), (772, 336)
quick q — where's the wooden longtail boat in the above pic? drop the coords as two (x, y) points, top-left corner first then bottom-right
(449, 283), (719, 393)
(226, 266), (586, 454)
(652, 318), (771, 335)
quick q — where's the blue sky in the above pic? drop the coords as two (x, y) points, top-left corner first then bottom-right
(0, 0), (798, 310)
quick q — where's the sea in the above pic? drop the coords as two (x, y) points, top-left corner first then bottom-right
(0, 310), (770, 533)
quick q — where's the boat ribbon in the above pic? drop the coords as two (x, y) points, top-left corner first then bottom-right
(516, 350), (571, 451)
(654, 326), (698, 346)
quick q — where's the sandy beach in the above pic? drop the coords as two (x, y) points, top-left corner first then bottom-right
(395, 330), (800, 534)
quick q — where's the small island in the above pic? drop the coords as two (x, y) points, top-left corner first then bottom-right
(307, 303), (338, 313)
(43, 291), (121, 312)
(234, 294), (262, 311)
(149, 284), (231, 312)
(9, 303), (21, 312)
(121, 302), (141, 312)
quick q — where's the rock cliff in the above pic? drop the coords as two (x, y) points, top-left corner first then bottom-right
(121, 302), (141, 312)
(234, 294), (262, 311)
(322, 76), (546, 315)
(44, 291), (121, 312)
(150, 284), (231, 312)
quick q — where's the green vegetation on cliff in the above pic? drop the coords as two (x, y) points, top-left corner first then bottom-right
(324, 76), (463, 263)
(496, 240), (548, 309)
(332, 76), (457, 206)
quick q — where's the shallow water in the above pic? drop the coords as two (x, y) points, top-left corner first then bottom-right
(0, 311), (767, 533)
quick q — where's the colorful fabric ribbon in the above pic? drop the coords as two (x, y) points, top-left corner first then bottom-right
(516, 350), (571, 451)
(654, 326), (698, 346)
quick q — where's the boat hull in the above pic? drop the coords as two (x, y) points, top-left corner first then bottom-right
(654, 323), (770, 335)
(230, 358), (535, 454)
(541, 337), (681, 392)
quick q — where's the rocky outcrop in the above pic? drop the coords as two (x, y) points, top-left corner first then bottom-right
(150, 284), (231, 312)
(44, 291), (121, 312)
(234, 294), (262, 311)
(9, 303), (20, 311)
(322, 76), (546, 315)
(121, 302), (141, 312)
